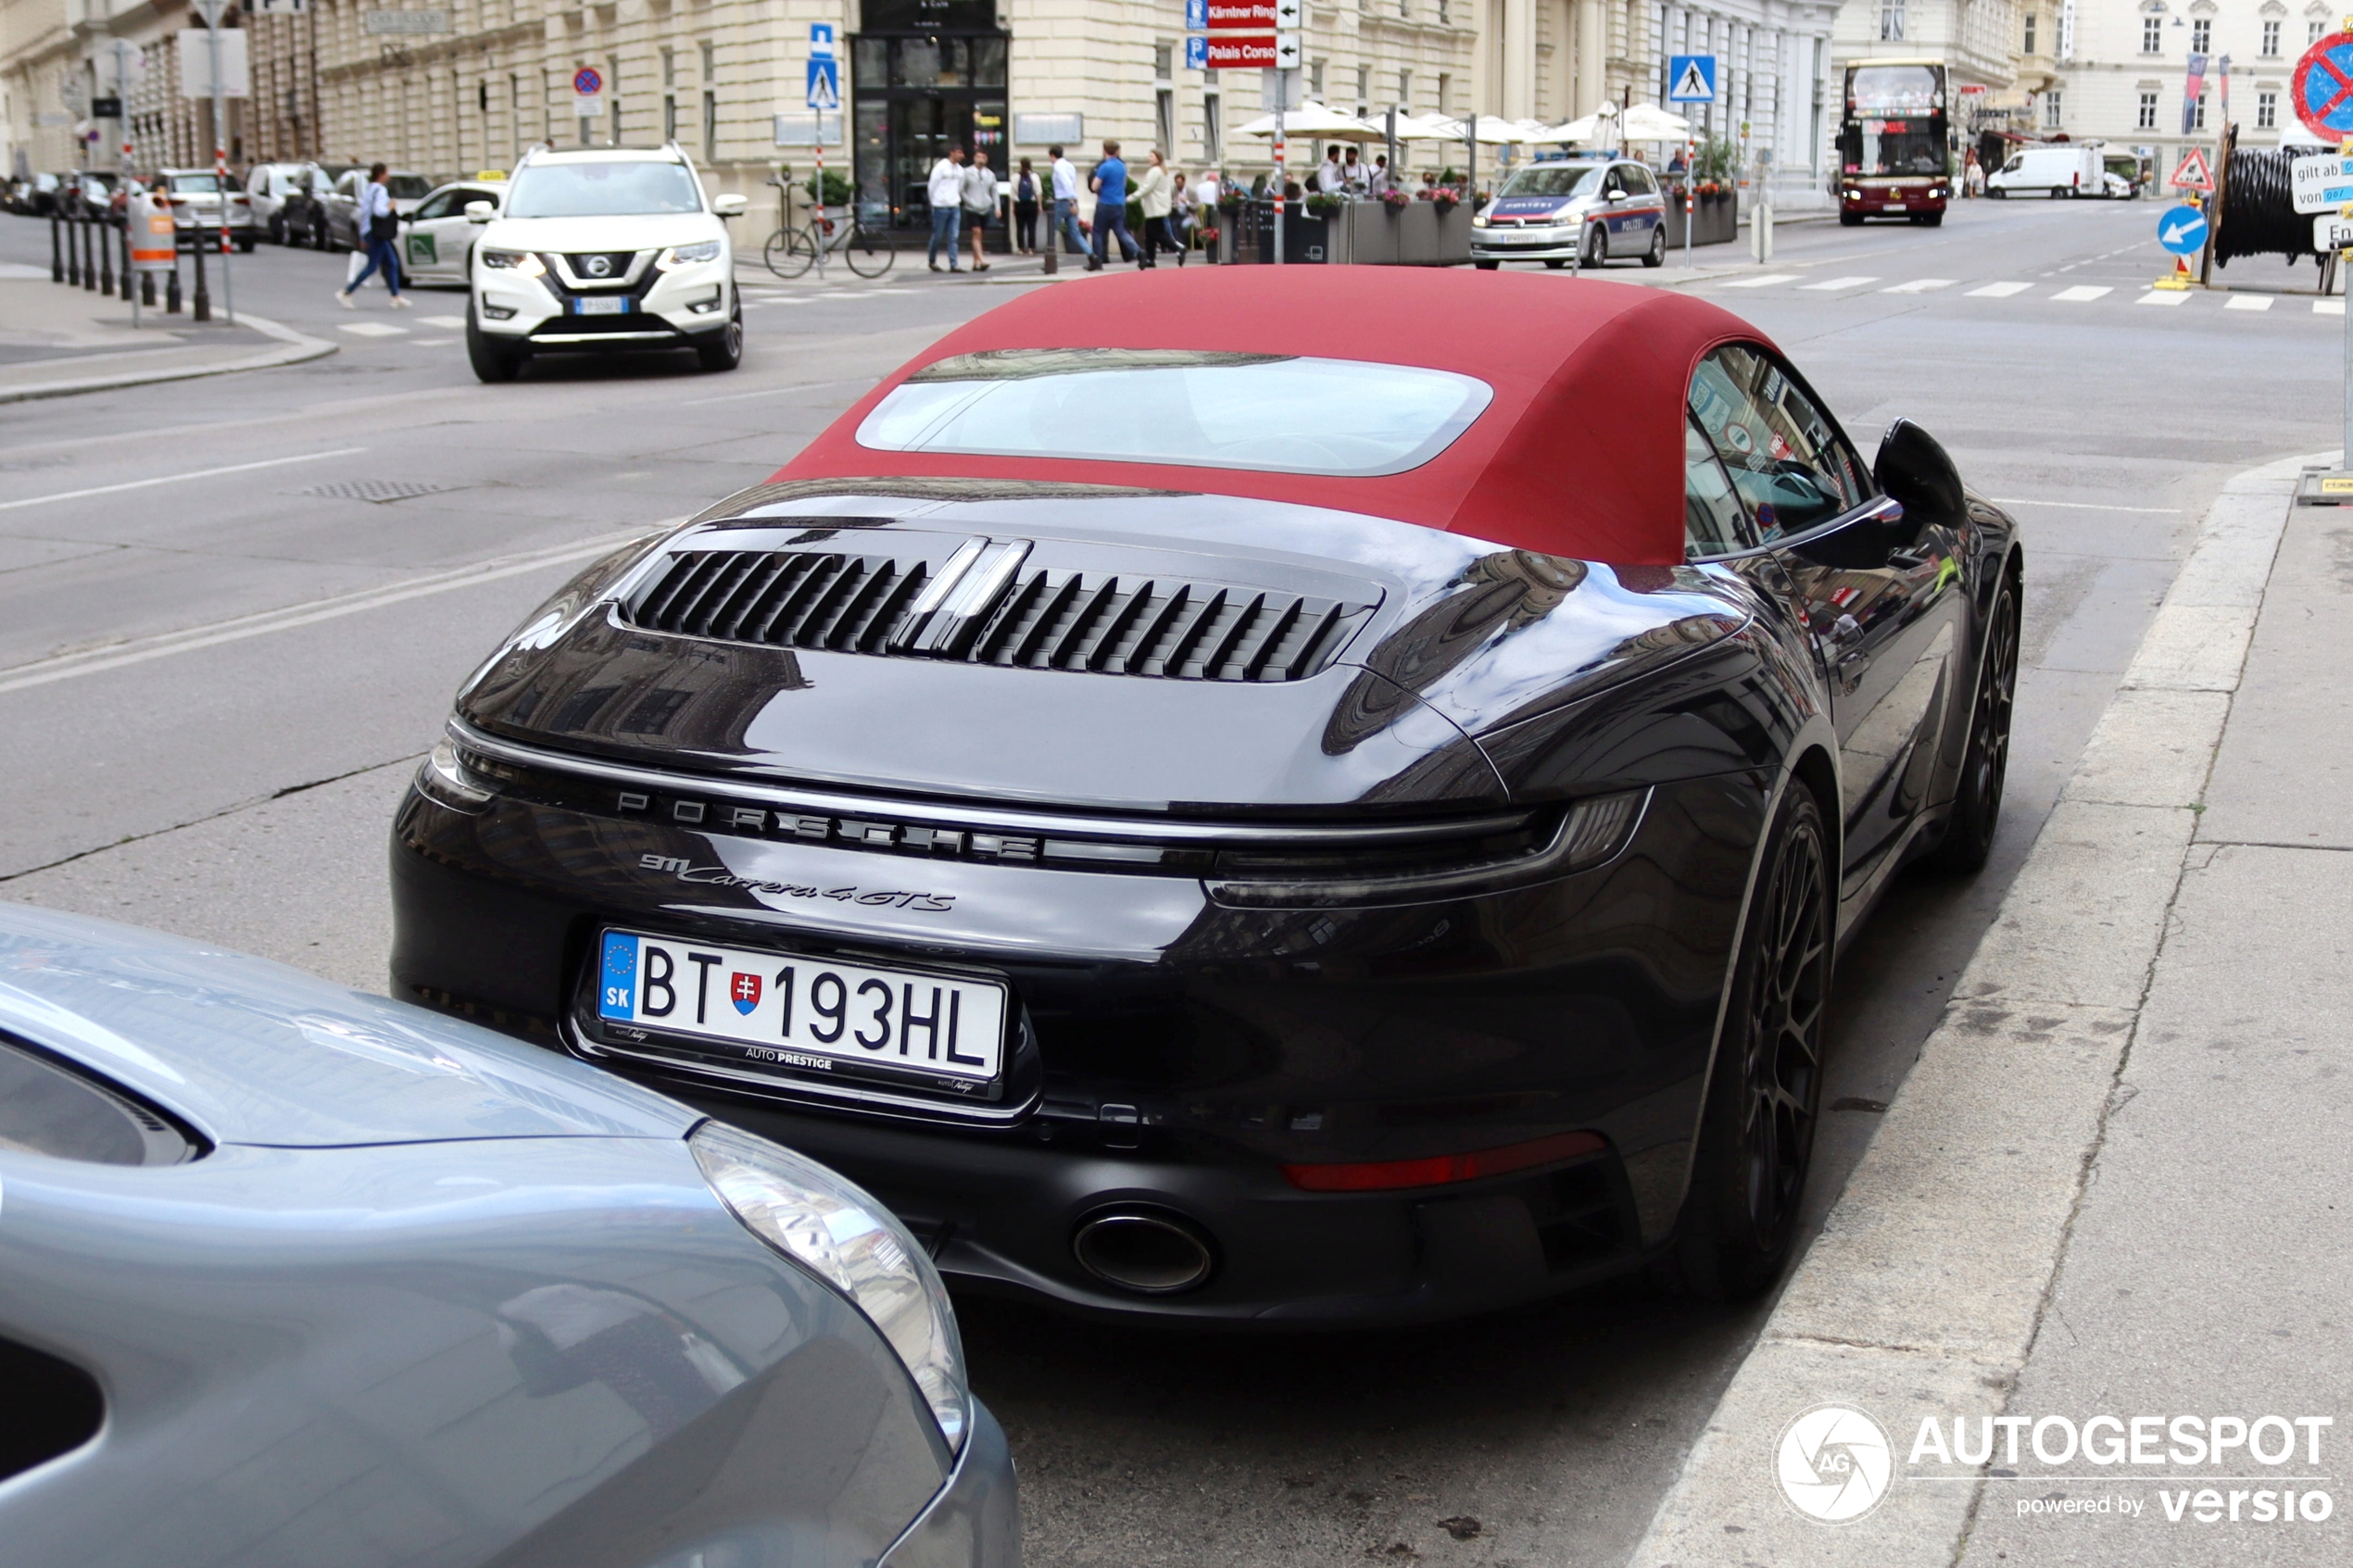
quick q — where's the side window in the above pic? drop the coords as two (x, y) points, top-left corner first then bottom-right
(1685, 419), (1755, 558)
(1602, 167), (1627, 195)
(413, 190), (457, 220)
(1624, 164), (1657, 196)
(1687, 345), (1869, 540)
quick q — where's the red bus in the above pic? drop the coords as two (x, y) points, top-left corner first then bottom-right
(1838, 59), (1953, 226)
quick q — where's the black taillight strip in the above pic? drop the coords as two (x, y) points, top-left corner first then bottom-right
(451, 717), (1532, 849)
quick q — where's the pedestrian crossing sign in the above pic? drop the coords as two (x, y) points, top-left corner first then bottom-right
(1668, 55), (1718, 104)
(806, 57), (839, 113)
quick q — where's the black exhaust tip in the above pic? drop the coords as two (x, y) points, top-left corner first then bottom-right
(1072, 1208), (1215, 1295)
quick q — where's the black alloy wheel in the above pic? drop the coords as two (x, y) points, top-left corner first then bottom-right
(1582, 223), (1606, 267)
(1643, 225), (1667, 267)
(1662, 783), (1832, 1303)
(1926, 578), (2020, 874)
(696, 305), (744, 372)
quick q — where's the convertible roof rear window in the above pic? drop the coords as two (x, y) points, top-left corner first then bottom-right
(854, 348), (1494, 477)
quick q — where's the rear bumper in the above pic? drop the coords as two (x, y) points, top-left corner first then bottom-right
(881, 1399), (1021, 1568)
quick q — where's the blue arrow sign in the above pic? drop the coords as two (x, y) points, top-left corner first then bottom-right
(2158, 203), (2209, 256)
(1667, 55), (1717, 104)
(806, 56), (839, 113)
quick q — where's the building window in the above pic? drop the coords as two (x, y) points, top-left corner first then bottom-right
(2263, 19), (2282, 54)
(2317, 19), (2330, 44)
(1436, 71), (1450, 116)
(1880, 0), (1906, 43)
(1356, 63), (1369, 115)
(700, 42), (716, 163)
(2138, 89), (2159, 128)
(1399, 68), (1413, 111)
(2192, 18), (2211, 52)
(2144, 15), (2163, 52)
(1203, 90), (1222, 164)
(1157, 87), (1176, 152)
(2044, 90), (2063, 127)
(1309, 58), (1325, 97)
(2259, 87), (2277, 126)
(2195, 90), (2207, 129)
(662, 47), (677, 143)
(2024, 13), (2037, 53)
(1437, 0), (1447, 19)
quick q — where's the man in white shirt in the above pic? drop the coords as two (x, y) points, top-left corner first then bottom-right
(1341, 145), (1367, 194)
(1049, 144), (1085, 257)
(1315, 146), (1347, 195)
(925, 145), (967, 271)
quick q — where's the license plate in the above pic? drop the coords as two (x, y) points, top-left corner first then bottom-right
(574, 296), (631, 315)
(595, 930), (1007, 1085)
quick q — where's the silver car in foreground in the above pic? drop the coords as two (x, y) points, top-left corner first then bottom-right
(0, 904), (1016, 1567)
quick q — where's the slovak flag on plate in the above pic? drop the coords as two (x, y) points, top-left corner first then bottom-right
(731, 972), (761, 1015)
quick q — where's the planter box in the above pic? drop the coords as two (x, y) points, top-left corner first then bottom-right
(1663, 192), (1738, 247)
(1320, 200), (1472, 265)
(1238, 200), (1331, 263)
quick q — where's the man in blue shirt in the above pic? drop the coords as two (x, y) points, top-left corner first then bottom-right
(1086, 140), (1139, 270)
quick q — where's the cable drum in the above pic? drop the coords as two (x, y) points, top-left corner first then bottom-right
(2215, 146), (2321, 267)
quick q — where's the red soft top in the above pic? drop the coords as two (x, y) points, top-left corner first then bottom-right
(771, 266), (1765, 566)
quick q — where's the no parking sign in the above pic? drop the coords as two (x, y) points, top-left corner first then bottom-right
(2292, 32), (2353, 140)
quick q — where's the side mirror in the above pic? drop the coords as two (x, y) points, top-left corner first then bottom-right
(711, 193), (748, 218)
(465, 201), (495, 223)
(1606, 189), (1630, 202)
(1873, 419), (1966, 520)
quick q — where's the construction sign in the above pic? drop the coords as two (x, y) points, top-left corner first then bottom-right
(2169, 146), (2215, 192)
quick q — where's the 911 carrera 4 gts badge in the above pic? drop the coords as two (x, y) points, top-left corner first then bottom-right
(730, 972), (761, 1014)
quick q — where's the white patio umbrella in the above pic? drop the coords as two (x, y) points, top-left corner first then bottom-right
(1236, 101), (1387, 141)
(1427, 115), (1526, 145)
(1524, 115), (1605, 145)
(1389, 112), (1466, 141)
(1618, 103), (1693, 142)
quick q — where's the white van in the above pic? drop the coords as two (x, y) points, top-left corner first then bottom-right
(1988, 144), (2105, 198)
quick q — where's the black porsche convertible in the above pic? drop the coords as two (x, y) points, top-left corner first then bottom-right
(391, 267), (2020, 1323)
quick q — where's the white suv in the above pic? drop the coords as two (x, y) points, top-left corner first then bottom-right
(465, 144), (747, 383)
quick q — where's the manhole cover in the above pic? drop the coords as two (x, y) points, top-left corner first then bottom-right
(295, 479), (461, 504)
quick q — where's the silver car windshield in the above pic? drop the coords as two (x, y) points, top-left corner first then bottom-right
(855, 349), (1495, 478)
(1496, 164), (1606, 198)
(506, 161), (702, 218)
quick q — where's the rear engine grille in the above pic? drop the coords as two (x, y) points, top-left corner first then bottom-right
(624, 549), (1373, 683)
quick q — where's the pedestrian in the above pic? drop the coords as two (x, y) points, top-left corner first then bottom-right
(926, 144), (966, 271)
(1315, 145), (1346, 194)
(963, 148), (999, 271)
(1170, 170), (1195, 263)
(1367, 154), (1395, 197)
(1013, 157), (1039, 254)
(1963, 147), (1983, 197)
(1341, 145), (1366, 195)
(1050, 144), (1086, 256)
(1135, 149), (1173, 269)
(1087, 139), (1138, 270)
(335, 162), (409, 308)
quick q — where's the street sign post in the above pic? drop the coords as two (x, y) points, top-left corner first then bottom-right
(2158, 203), (2209, 254)
(2293, 151), (2353, 212)
(2293, 31), (2353, 140)
(1667, 55), (1718, 104)
(573, 64), (602, 129)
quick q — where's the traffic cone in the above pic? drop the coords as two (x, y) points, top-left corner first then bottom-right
(2154, 255), (2192, 290)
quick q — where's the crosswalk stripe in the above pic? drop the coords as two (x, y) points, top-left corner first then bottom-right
(2318, 300), (2347, 315)
(1718, 273), (1801, 288)
(2135, 290), (2191, 307)
(2050, 285), (2112, 302)
(1965, 282), (2033, 297)
(1800, 276), (1879, 291)
(1881, 278), (1956, 294)
(2223, 295), (2274, 311)
(339, 321), (409, 337)
(417, 314), (468, 329)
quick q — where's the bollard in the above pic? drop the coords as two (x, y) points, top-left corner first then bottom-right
(99, 216), (115, 295)
(1042, 242), (1057, 276)
(166, 262), (182, 314)
(82, 214), (97, 291)
(141, 267), (157, 307)
(120, 225), (133, 301)
(191, 231), (211, 322)
(66, 213), (81, 287)
(50, 208), (64, 282)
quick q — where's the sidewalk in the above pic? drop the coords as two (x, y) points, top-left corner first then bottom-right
(1631, 450), (2351, 1564)
(0, 269), (334, 402)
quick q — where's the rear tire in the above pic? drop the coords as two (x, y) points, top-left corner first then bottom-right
(466, 307), (523, 383)
(696, 306), (744, 372)
(1643, 226), (1667, 267)
(268, 214), (286, 245)
(1658, 784), (1832, 1303)
(1925, 579), (2020, 875)
(1544, 257), (1567, 270)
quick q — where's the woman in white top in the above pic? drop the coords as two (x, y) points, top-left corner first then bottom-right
(1133, 149), (1174, 270)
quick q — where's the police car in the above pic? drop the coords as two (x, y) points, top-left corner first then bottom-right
(465, 144), (747, 383)
(1469, 157), (1668, 270)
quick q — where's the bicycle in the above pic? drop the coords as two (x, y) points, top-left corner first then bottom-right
(762, 197), (894, 280)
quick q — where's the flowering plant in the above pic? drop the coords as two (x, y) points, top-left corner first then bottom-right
(1380, 187), (1411, 210)
(1428, 188), (1460, 212)
(1217, 186), (1243, 211)
(1303, 191), (1345, 215)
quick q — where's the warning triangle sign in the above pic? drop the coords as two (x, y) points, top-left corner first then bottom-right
(2170, 146), (2214, 191)
(1674, 59), (1712, 101)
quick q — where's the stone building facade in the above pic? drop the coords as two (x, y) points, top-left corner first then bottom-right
(2044, 0), (2331, 176)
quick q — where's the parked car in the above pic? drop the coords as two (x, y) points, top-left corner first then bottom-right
(1987, 143), (2104, 198)
(245, 160), (335, 245)
(391, 266), (2023, 1322)
(155, 168), (257, 250)
(2101, 153), (2144, 199)
(323, 167), (435, 250)
(58, 172), (117, 220)
(0, 903), (1018, 1568)
(19, 172), (67, 215)
(400, 177), (510, 284)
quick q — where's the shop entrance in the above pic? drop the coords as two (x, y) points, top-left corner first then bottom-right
(852, 0), (1009, 233)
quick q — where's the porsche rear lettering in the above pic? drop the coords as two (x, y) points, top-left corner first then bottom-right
(622, 790), (1034, 866)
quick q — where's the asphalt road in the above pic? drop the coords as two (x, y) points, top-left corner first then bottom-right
(0, 196), (2339, 1566)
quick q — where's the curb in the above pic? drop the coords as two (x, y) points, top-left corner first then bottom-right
(0, 309), (338, 405)
(1626, 447), (2328, 1566)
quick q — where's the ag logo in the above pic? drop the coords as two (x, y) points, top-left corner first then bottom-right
(1775, 1404), (1894, 1524)
(585, 254), (612, 277)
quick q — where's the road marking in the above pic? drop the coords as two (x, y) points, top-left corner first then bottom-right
(1881, 278), (1956, 294)
(339, 321), (409, 337)
(2317, 299), (2346, 315)
(2050, 285), (2112, 302)
(1966, 282), (2034, 296)
(417, 314), (468, 329)
(683, 374), (879, 407)
(0, 525), (676, 696)
(409, 338), (453, 346)
(0, 449), (367, 513)
(1717, 273), (1801, 288)
(1799, 275), (1879, 291)
(1986, 497), (2183, 513)
(2223, 295), (2274, 311)
(2135, 289), (2191, 306)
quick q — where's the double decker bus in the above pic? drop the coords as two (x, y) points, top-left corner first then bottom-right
(1837, 59), (1954, 226)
